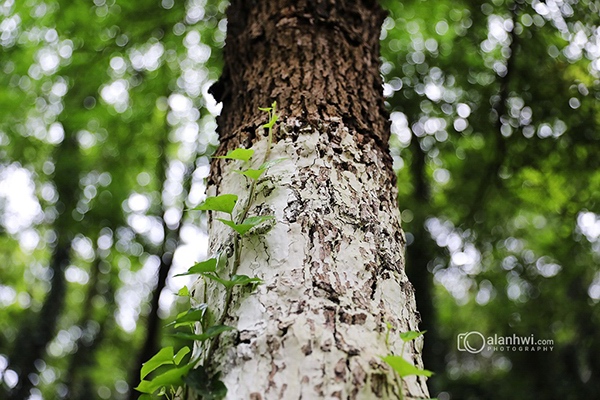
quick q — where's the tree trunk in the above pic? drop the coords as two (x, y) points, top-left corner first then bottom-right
(6, 134), (79, 400)
(196, 1), (429, 398)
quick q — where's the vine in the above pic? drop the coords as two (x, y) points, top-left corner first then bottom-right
(136, 103), (281, 400)
(382, 329), (433, 400)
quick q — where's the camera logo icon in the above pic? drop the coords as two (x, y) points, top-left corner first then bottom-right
(457, 331), (486, 354)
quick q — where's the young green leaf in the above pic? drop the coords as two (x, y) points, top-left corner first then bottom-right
(263, 119), (275, 129)
(381, 355), (433, 378)
(140, 347), (174, 380)
(215, 148), (254, 162)
(194, 194), (238, 215)
(229, 274), (263, 287)
(177, 286), (190, 296)
(263, 112), (278, 129)
(399, 330), (427, 343)
(170, 325), (234, 342)
(136, 363), (193, 394)
(166, 304), (208, 328)
(217, 215), (275, 235)
(201, 273), (231, 288)
(243, 215), (275, 227)
(216, 218), (249, 235)
(201, 273), (262, 289)
(173, 346), (191, 365)
(135, 379), (159, 395)
(235, 168), (265, 181)
(175, 258), (218, 277)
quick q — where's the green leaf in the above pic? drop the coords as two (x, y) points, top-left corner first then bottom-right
(263, 112), (278, 129)
(399, 330), (427, 342)
(175, 258), (218, 277)
(140, 347), (174, 380)
(216, 218), (249, 235)
(194, 195), (238, 214)
(138, 394), (153, 400)
(177, 286), (190, 296)
(136, 364), (193, 394)
(243, 215), (275, 227)
(381, 355), (433, 378)
(201, 273), (230, 287)
(201, 273), (262, 289)
(170, 325), (234, 342)
(166, 304), (208, 328)
(173, 346), (191, 365)
(229, 274), (263, 287)
(259, 158), (287, 170)
(216, 253), (228, 270)
(235, 168), (265, 180)
(217, 215), (275, 235)
(215, 148), (254, 162)
(185, 367), (227, 400)
(258, 107), (272, 112)
(135, 380), (157, 394)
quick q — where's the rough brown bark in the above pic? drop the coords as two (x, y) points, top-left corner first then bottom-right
(211, 0), (390, 159)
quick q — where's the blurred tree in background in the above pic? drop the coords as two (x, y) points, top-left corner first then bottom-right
(0, 0), (598, 399)
(0, 0), (226, 398)
(380, 0), (600, 399)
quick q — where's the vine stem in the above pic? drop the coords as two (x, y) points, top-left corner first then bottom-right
(396, 340), (406, 400)
(204, 103), (277, 364)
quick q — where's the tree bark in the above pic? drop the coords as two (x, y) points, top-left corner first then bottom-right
(197, 1), (429, 398)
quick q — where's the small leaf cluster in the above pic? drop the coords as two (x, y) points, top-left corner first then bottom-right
(382, 330), (433, 399)
(134, 299), (234, 399)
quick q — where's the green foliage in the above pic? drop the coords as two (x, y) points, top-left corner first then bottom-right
(137, 346), (192, 395)
(382, 355), (433, 378)
(399, 330), (427, 343)
(170, 325), (234, 342)
(136, 364), (192, 395)
(0, 0), (227, 397)
(217, 215), (276, 236)
(215, 148), (255, 162)
(194, 195), (239, 215)
(200, 273), (263, 289)
(383, 330), (433, 398)
(140, 347), (179, 380)
(165, 305), (208, 328)
(381, 0), (600, 398)
(234, 168), (265, 181)
(175, 258), (218, 277)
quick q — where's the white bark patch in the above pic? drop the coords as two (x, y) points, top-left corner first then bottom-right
(192, 119), (429, 399)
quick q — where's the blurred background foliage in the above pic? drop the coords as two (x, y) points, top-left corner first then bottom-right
(0, 0), (598, 399)
(381, 0), (600, 399)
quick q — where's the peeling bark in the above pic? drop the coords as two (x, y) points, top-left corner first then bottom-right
(195, 1), (429, 398)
